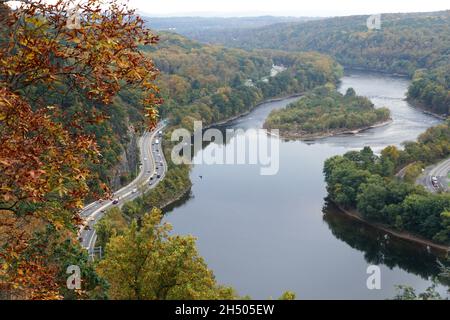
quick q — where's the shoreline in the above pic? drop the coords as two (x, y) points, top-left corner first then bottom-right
(344, 67), (447, 121)
(269, 118), (393, 141)
(343, 66), (410, 78)
(406, 98), (448, 121)
(160, 186), (192, 211)
(332, 200), (450, 255)
(203, 92), (304, 130)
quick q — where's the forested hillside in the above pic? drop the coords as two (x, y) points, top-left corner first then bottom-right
(264, 85), (390, 139)
(186, 11), (450, 115)
(145, 16), (319, 35)
(187, 11), (450, 74)
(407, 65), (450, 115)
(148, 32), (343, 130)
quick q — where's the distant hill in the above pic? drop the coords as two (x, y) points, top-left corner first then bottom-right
(173, 11), (450, 115)
(176, 11), (449, 73)
(144, 16), (321, 38)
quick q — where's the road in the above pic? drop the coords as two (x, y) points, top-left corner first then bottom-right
(78, 123), (167, 256)
(417, 158), (450, 193)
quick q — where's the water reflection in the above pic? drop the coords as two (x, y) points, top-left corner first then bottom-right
(163, 188), (193, 212)
(322, 200), (446, 280)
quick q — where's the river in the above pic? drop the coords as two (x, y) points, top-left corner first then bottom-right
(165, 71), (446, 299)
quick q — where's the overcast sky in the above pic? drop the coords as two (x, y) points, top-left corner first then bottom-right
(131, 0), (449, 17)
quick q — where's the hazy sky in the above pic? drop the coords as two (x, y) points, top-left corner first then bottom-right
(132, 0), (449, 17)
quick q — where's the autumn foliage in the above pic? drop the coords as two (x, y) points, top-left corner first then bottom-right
(1, 0), (161, 121)
(0, 0), (160, 299)
(97, 209), (236, 300)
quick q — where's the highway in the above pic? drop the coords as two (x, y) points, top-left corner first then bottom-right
(78, 123), (167, 256)
(418, 158), (450, 193)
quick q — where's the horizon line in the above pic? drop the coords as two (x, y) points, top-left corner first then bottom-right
(138, 8), (450, 19)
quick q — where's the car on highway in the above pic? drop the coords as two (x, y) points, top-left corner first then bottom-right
(132, 188), (138, 194)
(112, 199), (119, 205)
(431, 176), (439, 187)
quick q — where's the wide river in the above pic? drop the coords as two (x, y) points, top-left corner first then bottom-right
(165, 71), (446, 299)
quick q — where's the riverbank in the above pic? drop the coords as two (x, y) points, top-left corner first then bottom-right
(343, 66), (410, 78)
(160, 186), (192, 211)
(332, 200), (450, 255)
(407, 98), (448, 121)
(203, 93), (304, 130)
(272, 119), (393, 141)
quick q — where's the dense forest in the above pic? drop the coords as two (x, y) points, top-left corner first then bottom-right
(264, 85), (390, 138)
(184, 11), (450, 115)
(407, 65), (450, 115)
(187, 11), (450, 74)
(324, 120), (450, 244)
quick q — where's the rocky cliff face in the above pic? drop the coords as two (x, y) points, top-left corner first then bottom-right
(110, 126), (139, 190)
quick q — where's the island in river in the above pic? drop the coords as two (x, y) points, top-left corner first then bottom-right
(263, 85), (391, 140)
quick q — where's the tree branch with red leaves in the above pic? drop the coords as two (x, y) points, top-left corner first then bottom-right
(0, 0), (161, 299)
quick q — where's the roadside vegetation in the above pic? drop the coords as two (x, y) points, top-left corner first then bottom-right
(96, 209), (237, 299)
(324, 121), (450, 244)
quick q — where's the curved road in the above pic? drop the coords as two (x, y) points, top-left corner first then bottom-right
(418, 158), (450, 193)
(78, 123), (167, 257)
